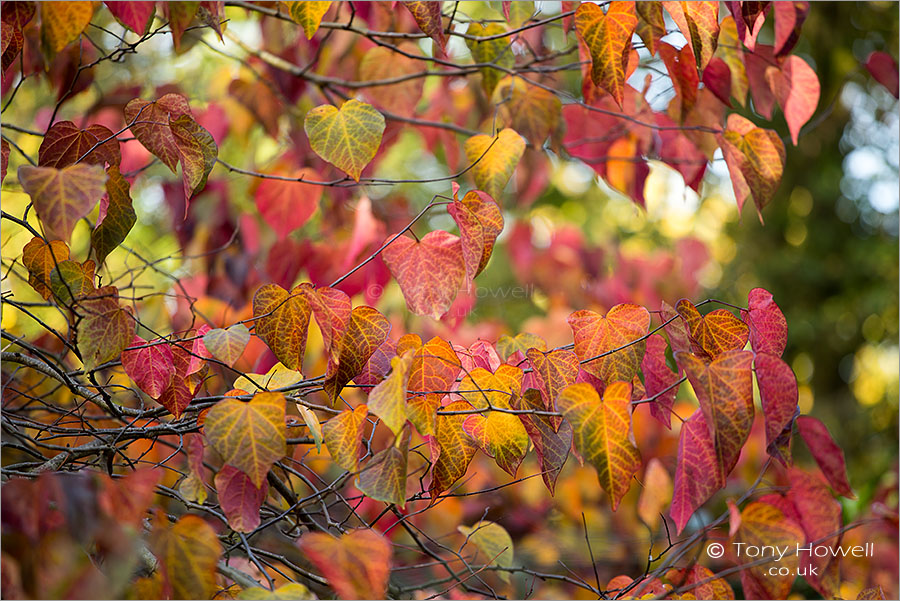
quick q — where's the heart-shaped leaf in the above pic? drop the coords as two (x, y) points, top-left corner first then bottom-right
(741, 287), (788, 357)
(401, 1), (445, 52)
(214, 464), (268, 533)
(718, 113), (785, 220)
(22, 237), (70, 300)
(323, 307), (391, 402)
(304, 99), (385, 181)
(323, 404), (368, 472)
(670, 409), (721, 533)
(252, 283), (313, 371)
(169, 113), (217, 199)
(18, 163), (107, 242)
(557, 381), (641, 510)
(492, 76), (562, 146)
(514, 388), (572, 494)
(734, 502), (805, 599)
(49, 259), (95, 305)
(676, 299), (749, 360)
(429, 400), (479, 498)
(357, 426), (410, 507)
(75, 286), (134, 371)
(125, 94), (192, 172)
(122, 335), (176, 399)
(568, 303), (651, 385)
(457, 521), (514, 582)
(766, 54), (820, 145)
(254, 168), (322, 239)
(38, 121), (120, 168)
(448, 186), (504, 282)
(464, 128), (525, 200)
(105, 1), (155, 34)
(755, 352), (798, 467)
(91, 166), (136, 265)
(575, 2), (637, 106)
(40, 1), (94, 56)
(382, 231), (466, 319)
(150, 513), (222, 601)
(796, 416), (853, 498)
(203, 324), (250, 367)
(662, 1), (719, 71)
(367, 353), (413, 436)
(466, 23), (515, 97)
(639, 334), (681, 429)
(203, 392), (287, 487)
(298, 530), (392, 600)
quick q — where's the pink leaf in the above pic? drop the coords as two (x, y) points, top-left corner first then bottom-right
(254, 169), (322, 239)
(741, 287), (788, 357)
(640, 334), (680, 429)
(767, 55), (820, 145)
(754, 352), (798, 466)
(773, 1), (809, 58)
(214, 464), (269, 533)
(122, 335), (176, 399)
(671, 410), (722, 534)
(105, 1), (155, 34)
(795, 416), (854, 498)
(866, 51), (899, 98)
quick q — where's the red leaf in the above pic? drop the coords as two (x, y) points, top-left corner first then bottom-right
(744, 44), (778, 119)
(305, 285), (351, 365)
(726, 1), (769, 50)
(787, 468), (843, 597)
(214, 464), (268, 533)
(574, 1), (638, 106)
(122, 335), (176, 399)
(796, 415), (854, 498)
(382, 231), (466, 320)
(717, 113), (786, 220)
(1, 139), (7, 184)
(38, 121), (120, 168)
(670, 410), (721, 533)
(104, 1), (155, 34)
(568, 303), (651, 385)
(866, 51), (899, 98)
(447, 186), (504, 283)
(515, 389), (572, 495)
(773, 1), (809, 58)
(298, 529), (392, 600)
(401, 2), (445, 53)
(741, 287), (788, 356)
(254, 169), (322, 240)
(767, 55), (820, 145)
(1, 2), (35, 73)
(640, 334), (680, 429)
(124, 93), (192, 172)
(754, 352), (798, 466)
(701, 56), (733, 107)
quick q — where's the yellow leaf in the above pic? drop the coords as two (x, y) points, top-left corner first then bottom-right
(464, 128), (525, 200)
(575, 2), (638, 106)
(304, 99), (385, 181)
(151, 513), (222, 600)
(466, 23), (515, 97)
(40, 1), (94, 56)
(323, 404), (368, 472)
(458, 521), (514, 582)
(492, 76), (562, 146)
(283, 1), (333, 39)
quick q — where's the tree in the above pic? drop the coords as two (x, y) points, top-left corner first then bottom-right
(0, 2), (896, 600)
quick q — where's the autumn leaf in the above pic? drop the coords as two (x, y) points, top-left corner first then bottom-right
(297, 403), (323, 453)
(557, 381), (641, 510)
(357, 425), (410, 507)
(635, 2), (666, 56)
(796, 415), (854, 498)
(447, 186), (504, 283)
(323, 405), (368, 472)
(677, 349), (754, 482)
(662, 1), (719, 72)
(786, 468), (843, 597)
(866, 51), (899, 98)
(298, 529), (392, 600)
(125, 94), (192, 172)
(466, 23), (515, 97)
(165, 2), (200, 52)
(169, 113), (218, 199)
(568, 303), (651, 385)
(741, 287), (788, 357)
(304, 99), (385, 181)
(491, 76), (561, 147)
(203, 392), (287, 487)
(464, 128), (525, 200)
(254, 169), (322, 239)
(526, 347), (578, 410)
(91, 166), (136, 265)
(464, 409), (529, 477)
(1, 2), (34, 73)
(367, 353), (413, 436)
(405, 337), (460, 435)
(214, 464), (269, 533)
(773, 1), (809, 58)
(496, 333), (546, 360)
(18, 163), (107, 242)
(1, 140), (8, 184)
(252, 283), (313, 371)
(575, 2), (637, 106)
(238, 584), (315, 600)
(401, 1), (445, 53)
(22, 237), (70, 300)
(39, 1), (94, 57)
(708, 16), (749, 107)
(382, 231), (466, 320)
(150, 513), (222, 600)
(734, 501), (805, 599)
(122, 335), (176, 399)
(105, 1), (155, 34)
(665, 565), (735, 600)
(75, 285), (135, 371)
(323, 306), (391, 402)
(766, 55), (820, 145)
(304, 285), (351, 364)
(458, 521), (514, 582)
(676, 299), (749, 360)
(670, 410), (722, 534)
(284, 1), (332, 39)
(755, 352), (798, 467)
(359, 46), (425, 115)
(718, 113), (786, 219)
(514, 388), (572, 494)
(640, 334), (681, 429)
(49, 258), (95, 305)
(38, 121), (120, 168)
(178, 433), (209, 504)
(429, 400), (479, 498)
(637, 457), (673, 529)
(203, 324), (250, 367)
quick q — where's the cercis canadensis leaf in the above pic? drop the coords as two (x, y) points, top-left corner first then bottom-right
(125, 93), (192, 172)
(39, 1), (94, 57)
(150, 513), (222, 601)
(323, 404), (368, 472)
(214, 464), (268, 533)
(568, 303), (651, 385)
(661, 1), (719, 72)
(38, 121), (120, 168)
(466, 23), (515, 97)
(717, 113), (786, 220)
(741, 287), (788, 357)
(796, 415), (854, 498)
(304, 99), (385, 181)
(18, 163), (107, 243)
(574, 2), (638, 106)
(670, 409), (722, 534)
(298, 529), (392, 600)
(557, 381), (641, 510)
(464, 128), (525, 200)
(676, 299), (749, 360)
(91, 166), (136, 265)
(254, 168), (322, 239)
(323, 306), (391, 402)
(22, 237), (70, 300)
(447, 186), (504, 283)
(367, 352), (414, 436)
(402, 1), (446, 53)
(457, 521), (515, 582)
(754, 352), (799, 467)
(104, 1), (155, 34)
(74, 285), (135, 371)
(203, 324), (250, 367)
(284, 1), (333, 39)
(252, 283), (313, 372)
(203, 392), (287, 487)
(122, 335), (176, 400)
(382, 231), (466, 320)
(357, 425), (410, 507)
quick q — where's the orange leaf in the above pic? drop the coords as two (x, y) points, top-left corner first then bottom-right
(675, 299), (749, 360)
(323, 405), (368, 472)
(18, 163), (107, 243)
(637, 457), (673, 529)
(662, 1), (719, 72)
(526, 347), (578, 410)
(74, 285), (134, 371)
(22, 237), (70, 300)
(677, 350), (754, 483)
(252, 283), (313, 371)
(203, 392), (287, 487)
(575, 1), (637, 106)
(448, 186), (504, 283)
(298, 529), (392, 600)
(717, 113), (786, 220)
(568, 303), (650, 385)
(429, 400), (479, 499)
(557, 381), (641, 510)
(461, 366), (528, 476)
(492, 76), (562, 146)
(359, 45), (425, 115)
(401, 1), (445, 53)
(323, 306), (391, 402)
(464, 128), (525, 200)
(39, 1), (94, 57)
(150, 513), (222, 600)
(733, 501), (805, 599)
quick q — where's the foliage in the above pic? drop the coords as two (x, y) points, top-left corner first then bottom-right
(1, 2), (896, 600)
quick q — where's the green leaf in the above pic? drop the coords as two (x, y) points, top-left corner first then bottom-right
(457, 521), (514, 582)
(357, 426), (410, 507)
(466, 23), (514, 97)
(91, 166), (136, 265)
